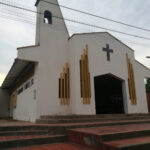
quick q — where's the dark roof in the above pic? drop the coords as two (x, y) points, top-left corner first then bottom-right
(35, 0), (40, 6)
(2, 59), (35, 89)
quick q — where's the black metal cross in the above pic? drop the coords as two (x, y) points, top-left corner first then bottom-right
(103, 44), (113, 61)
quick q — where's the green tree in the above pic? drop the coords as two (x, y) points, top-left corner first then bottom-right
(146, 78), (150, 92)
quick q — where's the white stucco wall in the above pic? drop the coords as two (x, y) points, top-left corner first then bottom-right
(12, 75), (36, 122)
(69, 33), (149, 114)
(128, 61), (150, 113)
(0, 88), (9, 117)
(12, 63), (38, 122)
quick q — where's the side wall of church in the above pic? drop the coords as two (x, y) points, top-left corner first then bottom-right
(0, 88), (9, 117)
(69, 33), (148, 114)
(127, 61), (150, 113)
(11, 64), (38, 122)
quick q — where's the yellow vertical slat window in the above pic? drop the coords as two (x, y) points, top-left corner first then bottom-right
(126, 53), (137, 105)
(59, 63), (70, 105)
(80, 44), (91, 104)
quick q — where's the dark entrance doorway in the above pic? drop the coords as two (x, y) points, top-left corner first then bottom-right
(94, 74), (124, 114)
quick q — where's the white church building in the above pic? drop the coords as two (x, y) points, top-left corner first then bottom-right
(0, 0), (150, 122)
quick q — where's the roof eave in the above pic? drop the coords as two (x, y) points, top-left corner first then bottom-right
(2, 59), (36, 89)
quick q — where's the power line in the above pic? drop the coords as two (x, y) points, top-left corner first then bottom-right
(120, 38), (150, 47)
(42, 0), (150, 32)
(68, 24), (150, 47)
(0, 7), (150, 48)
(57, 16), (150, 41)
(0, 13), (35, 25)
(0, 2), (37, 15)
(0, 8), (35, 21)
(0, 2), (150, 41)
(2, 0), (149, 34)
(0, 0), (34, 10)
(0, 7), (36, 24)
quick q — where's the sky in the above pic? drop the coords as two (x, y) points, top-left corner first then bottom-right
(0, 0), (150, 86)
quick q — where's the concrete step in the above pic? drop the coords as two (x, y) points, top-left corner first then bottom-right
(36, 116), (150, 124)
(40, 114), (150, 120)
(11, 142), (93, 150)
(100, 129), (150, 142)
(1, 119), (150, 136)
(0, 134), (67, 149)
(0, 125), (49, 131)
(0, 130), (50, 136)
(102, 136), (150, 150)
(0, 125), (65, 136)
(68, 123), (150, 150)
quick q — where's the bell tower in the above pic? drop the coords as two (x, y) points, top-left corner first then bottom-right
(35, 0), (69, 45)
(34, 0), (70, 117)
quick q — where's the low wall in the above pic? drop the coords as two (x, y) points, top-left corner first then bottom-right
(0, 88), (9, 117)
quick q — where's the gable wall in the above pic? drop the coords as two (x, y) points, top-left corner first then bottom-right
(69, 33), (148, 114)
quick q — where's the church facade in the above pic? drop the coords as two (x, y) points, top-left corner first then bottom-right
(0, 0), (150, 122)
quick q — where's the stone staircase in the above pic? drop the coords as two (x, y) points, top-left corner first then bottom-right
(0, 114), (150, 149)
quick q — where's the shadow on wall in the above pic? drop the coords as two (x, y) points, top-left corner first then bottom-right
(0, 88), (10, 117)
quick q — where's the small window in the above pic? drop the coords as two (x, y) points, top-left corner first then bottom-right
(17, 87), (23, 95)
(24, 81), (30, 90)
(44, 10), (52, 24)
